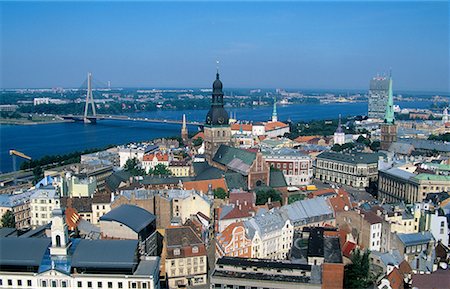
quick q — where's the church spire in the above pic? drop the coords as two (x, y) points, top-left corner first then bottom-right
(181, 114), (188, 142)
(384, 74), (395, 124)
(272, 95), (278, 122)
(336, 114), (343, 133)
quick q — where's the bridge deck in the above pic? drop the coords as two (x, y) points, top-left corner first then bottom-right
(60, 114), (203, 126)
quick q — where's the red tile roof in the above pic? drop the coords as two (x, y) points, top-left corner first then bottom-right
(342, 241), (357, 258)
(183, 178), (228, 193)
(387, 267), (404, 289)
(362, 210), (383, 225)
(143, 152), (169, 161)
(294, 135), (321, 143)
(231, 123), (253, 131)
(265, 121), (289, 131)
(192, 132), (205, 140)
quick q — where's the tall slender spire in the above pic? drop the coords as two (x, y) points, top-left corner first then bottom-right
(384, 74), (395, 124)
(272, 95), (278, 122)
(181, 114), (188, 142)
(336, 114), (343, 133)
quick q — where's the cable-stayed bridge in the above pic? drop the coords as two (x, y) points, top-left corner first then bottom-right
(59, 73), (204, 126)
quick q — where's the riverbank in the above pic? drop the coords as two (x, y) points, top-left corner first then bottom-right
(0, 118), (73, 125)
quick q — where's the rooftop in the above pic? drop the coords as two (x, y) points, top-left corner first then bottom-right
(71, 239), (138, 269)
(100, 204), (156, 233)
(317, 151), (382, 164)
(397, 232), (434, 246)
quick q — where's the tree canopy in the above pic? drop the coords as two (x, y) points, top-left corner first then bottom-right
(255, 188), (282, 205)
(1, 210), (15, 228)
(148, 164), (172, 176)
(213, 187), (227, 199)
(124, 158), (146, 176)
(344, 249), (374, 289)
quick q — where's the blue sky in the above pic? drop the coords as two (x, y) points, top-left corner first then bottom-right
(1, 1), (449, 92)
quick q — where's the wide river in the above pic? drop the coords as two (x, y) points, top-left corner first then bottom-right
(0, 101), (433, 173)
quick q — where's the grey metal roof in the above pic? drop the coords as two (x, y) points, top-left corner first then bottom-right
(397, 232), (434, 246)
(0, 237), (51, 267)
(100, 204), (156, 233)
(280, 197), (333, 225)
(133, 257), (160, 276)
(245, 209), (287, 239)
(317, 151), (381, 164)
(71, 239), (138, 269)
(0, 228), (17, 238)
(381, 167), (416, 181)
(399, 139), (450, 153)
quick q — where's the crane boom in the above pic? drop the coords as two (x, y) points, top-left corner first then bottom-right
(9, 150), (32, 160)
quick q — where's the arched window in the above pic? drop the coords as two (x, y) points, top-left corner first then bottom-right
(56, 235), (61, 247)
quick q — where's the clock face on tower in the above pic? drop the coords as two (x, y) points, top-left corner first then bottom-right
(218, 117), (224, 124)
(207, 116), (211, 123)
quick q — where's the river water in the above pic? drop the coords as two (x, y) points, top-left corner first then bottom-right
(0, 101), (433, 173)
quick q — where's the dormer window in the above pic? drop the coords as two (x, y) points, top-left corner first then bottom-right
(174, 248), (180, 256)
(192, 246), (199, 253)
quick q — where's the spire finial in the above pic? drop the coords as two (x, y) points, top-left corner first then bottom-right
(389, 67), (392, 78)
(216, 60), (220, 76)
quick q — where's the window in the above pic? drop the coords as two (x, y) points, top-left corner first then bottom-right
(143, 283), (147, 289)
(18, 280), (22, 286)
(174, 248), (181, 255)
(62, 281), (67, 288)
(52, 280), (57, 287)
(42, 280), (47, 287)
(192, 246), (199, 253)
(98, 282), (102, 288)
(118, 282), (123, 289)
(132, 283), (137, 289)
(28, 280), (32, 287)
(77, 281), (82, 288)
(88, 281), (92, 288)
(108, 282), (113, 288)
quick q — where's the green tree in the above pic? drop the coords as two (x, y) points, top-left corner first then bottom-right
(32, 166), (43, 184)
(255, 188), (282, 205)
(370, 140), (380, 152)
(213, 187), (227, 199)
(148, 164), (172, 176)
(193, 137), (203, 147)
(1, 210), (15, 228)
(124, 158), (146, 176)
(344, 249), (374, 289)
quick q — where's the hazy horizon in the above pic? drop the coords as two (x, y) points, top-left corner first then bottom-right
(1, 1), (449, 92)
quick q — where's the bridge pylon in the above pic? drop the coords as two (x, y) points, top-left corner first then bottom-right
(83, 72), (97, 123)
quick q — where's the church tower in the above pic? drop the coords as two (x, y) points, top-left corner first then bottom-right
(204, 69), (231, 163)
(50, 201), (70, 256)
(334, 114), (345, 145)
(380, 74), (397, 151)
(181, 114), (188, 143)
(271, 96), (278, 122)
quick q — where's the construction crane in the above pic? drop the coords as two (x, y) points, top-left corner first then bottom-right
(9, 149), (32, 172)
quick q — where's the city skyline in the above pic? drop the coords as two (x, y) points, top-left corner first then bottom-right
(1, 1), (449, 92)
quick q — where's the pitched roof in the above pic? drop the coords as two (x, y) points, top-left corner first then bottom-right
(183, 178), (228, 193)
(387, 267), (404, 289)
(143, 152), (169, 162)
(165, 226), (206, 259)
(224, 172), (248, 190)
(217, 221), (246, 247)
(317, 151), (382, 164)
(0, 237), (51, 267)
(269, 170), (287, 188)
(192, 131), (204, 140)
(71, 239), (138, 269)
(328, 190), (352, 213)
(294, 135), (321, 143)
(265, 121), (289, 131)
(231, 123), (253, 131)
(213, 145), (256, 174)
(61, 197), (93, 213)
(105, 170), (132, 192)
(397, 232), (434, 246)
(362, 211), (383, 225)
(100, 204), (156, 233)
(411, 269), (450, 289)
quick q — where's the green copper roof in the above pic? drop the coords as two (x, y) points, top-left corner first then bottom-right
(384, 77), (395, 124)
(422, 163), (450, 172)
(412, 174), (450, 182)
